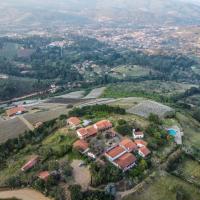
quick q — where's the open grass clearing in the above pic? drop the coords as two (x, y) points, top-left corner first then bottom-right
(176, 113), (200, 147)
(176, 157), (200, 183)
(110, 65), (151, 78)
(71, 159), (91, 190)
(123, 172), (200, 200)
(0, 189), (50, 200)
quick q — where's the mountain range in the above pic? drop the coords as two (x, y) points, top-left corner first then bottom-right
(1, 0), (200, 28)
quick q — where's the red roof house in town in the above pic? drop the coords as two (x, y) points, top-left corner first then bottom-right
(94, 120), (112, 131)
(119, 138), (137, 152)
(76, 126), (97, 139)
(138, 146), (151, 158)
(135, 140), (147, 148)
(114, 153), (137, 172)
(105, 145), (126, 161)
(21, 156), (39, 172)
(6, 105), (25, 117)
(38, 171), (50, 181)
(67, 117), (81, 128)
(73, 139), (89, 153)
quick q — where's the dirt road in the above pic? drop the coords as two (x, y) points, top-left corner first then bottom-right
(0, 188), (51, 200)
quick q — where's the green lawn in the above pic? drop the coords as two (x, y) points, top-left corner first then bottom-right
(111, 65), (151, 78)
(123, 173), (200, 200)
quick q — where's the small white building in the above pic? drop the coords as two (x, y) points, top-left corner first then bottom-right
(133, 129), (144, 139)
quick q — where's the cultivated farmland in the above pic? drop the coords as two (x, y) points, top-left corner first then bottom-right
(83, 87), (106, 99)
(127, 100), (174, 118)
(0, 117), (29, 144)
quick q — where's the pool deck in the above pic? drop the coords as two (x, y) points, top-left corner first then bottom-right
(170, 126), (183, 145)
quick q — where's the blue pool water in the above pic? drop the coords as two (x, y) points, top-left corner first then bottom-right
(168, 129), (177, 136)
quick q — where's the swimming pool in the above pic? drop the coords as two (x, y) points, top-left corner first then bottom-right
(168, 129), (177, 136)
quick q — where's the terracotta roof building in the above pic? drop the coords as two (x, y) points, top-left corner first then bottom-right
(38, 171), (50, 181)
(67, 117), (81, 128)
(135, 140), (147, 148)
(114, 153), (137, 172)
(94, 120), (112, 131)
(76, 126), (97, 139)
(21, 156), (39, 172)
(138, 146), (151, 158)
(119, 138), (137, 152)
(6, 105), (25, 117)
(105, 145), (126, 161)
(73, 140), (89, 153)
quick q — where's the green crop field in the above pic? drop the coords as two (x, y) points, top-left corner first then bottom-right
(102, 81), (197, 100)
(123, 173), (200, 200)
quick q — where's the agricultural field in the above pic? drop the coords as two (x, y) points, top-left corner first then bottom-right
(127, 100), (174, 118)
(0, 117), (29, 144)
(102, 81), (197, 99)
(83, 87), (106, 99)
(23, 106), (69, 124)
(0, 189), (50, 200)
(108, 97), (145, 109)
(55, 91), (85, 99)
(109, 65), (152, 78)
(123, 172), (200, 200)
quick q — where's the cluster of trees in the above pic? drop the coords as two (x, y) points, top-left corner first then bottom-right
(115, 119), (132, 136)
(146, 114), (169, 150)
(90, 162), (123, 187)
(69, 104), (126, 118)
(128, 158), (151, 181)
(69, 184), (114, 200)
(0, 78), (50, 101)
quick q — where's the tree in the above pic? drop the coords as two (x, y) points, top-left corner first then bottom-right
(68, 184), (83, 200)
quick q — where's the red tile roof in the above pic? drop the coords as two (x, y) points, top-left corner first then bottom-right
(86, 126), (97, 137)
(119, 138), (137, 152)
(77, 127), (88, 137)
(105, 145), (125, 159)
(77, 126), (97, 138)
(67, 117), (81, 126)
(135, 140), (147, 147)
(139, 146), (151, 157)
(21, 156), (39, 172)
(6, 106), (25, 117)
(115, 153), (137, 170)
(73, 140), (89, 152)
(38, 171), (50, 181)
(94, 120), (112, 131)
